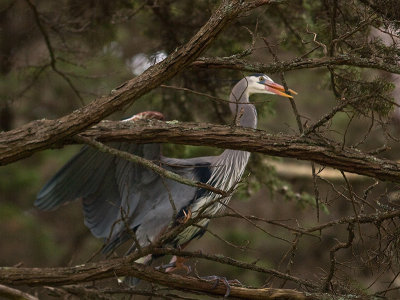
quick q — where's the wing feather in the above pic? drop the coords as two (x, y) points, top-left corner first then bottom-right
(36, 140), (215, 251)
(35, 146), (113, 210)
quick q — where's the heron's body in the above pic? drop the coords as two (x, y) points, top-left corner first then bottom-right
(35, 74), (293, 259)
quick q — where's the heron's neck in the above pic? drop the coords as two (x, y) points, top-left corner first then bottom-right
(210, 82), (256, 192)
(229, 83), (257, 129)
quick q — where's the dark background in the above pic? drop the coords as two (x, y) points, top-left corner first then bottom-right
(1, 0), (400, 298)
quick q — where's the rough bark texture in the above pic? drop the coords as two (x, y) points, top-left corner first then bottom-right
(0, 260), (321, 299)
(0, 0), (270, 166)
(0, 253), (378, 299)
(8, 119), (398, 183)
(192, 55), (400, 74)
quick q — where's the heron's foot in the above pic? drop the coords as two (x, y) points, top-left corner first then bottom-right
(178, 208), (192, 224)
(155, 256), (191, 274)
(200, 275), (242, 298)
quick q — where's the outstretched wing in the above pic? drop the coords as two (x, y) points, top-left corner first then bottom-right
(36, 143), (214, 248)
(35, 142), (163, 238)
(35, 111), (215, 247)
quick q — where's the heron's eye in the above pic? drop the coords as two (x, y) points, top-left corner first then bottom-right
(259, 76), (264, 82)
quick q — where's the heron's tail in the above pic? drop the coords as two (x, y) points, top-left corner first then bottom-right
(122, 276), (141, 286)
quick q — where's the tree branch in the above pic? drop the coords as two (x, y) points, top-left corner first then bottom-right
(0, 0), (271, 165)
(0, 254), (313, 299)
(0, 247), (379, 299)
(3, 119), (398, 183)
(0, 284), (38, 300)
(191, 55), (400, 75)
(75, 135), (228, 196)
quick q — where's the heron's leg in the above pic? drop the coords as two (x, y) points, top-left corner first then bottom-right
(155, 242), (191, 274)
(178, 208), (192, 224)
(200, 275), (242, 298)
(157, 208), (193, 272)
(164, 255), (192, 274)
(155, 255), (192, 274)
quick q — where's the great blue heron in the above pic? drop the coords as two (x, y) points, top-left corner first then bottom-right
(35, 74), (295, 278)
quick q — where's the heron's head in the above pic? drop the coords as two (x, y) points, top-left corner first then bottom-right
(245, 74), (296, 98)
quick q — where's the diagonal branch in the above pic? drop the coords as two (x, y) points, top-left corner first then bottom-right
(25, 0), (84, 105)
(0, 0), (271, 165)
(0, 284), (38, 300)
(75, 135), (227, 196)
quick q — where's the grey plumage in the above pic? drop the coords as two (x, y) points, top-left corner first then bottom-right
(35, 74), (293, 257)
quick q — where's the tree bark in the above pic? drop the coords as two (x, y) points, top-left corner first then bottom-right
(3, 119), (397, 183)
(0, 258), (318, 299)
(192, 55), (400, 74)
(0, 0), (270, 165)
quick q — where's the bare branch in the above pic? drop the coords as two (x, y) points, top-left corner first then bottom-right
(75, 135), (228, 196)
(0, 0), (271, 166)
(25, 0), (84, 105)
(4, 119), (398, 183)
(191, 55), (400, 75)
(323, 224), (355, 291)
(0, 253), (316, 299)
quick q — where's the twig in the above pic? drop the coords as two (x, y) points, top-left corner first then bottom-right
(25, 0), (84, 105)
(74, 135), (228, 197)
(0, 284), (38, 300)
(305, 210), (400, 233)
(323, 224), (355, 291)
(312, 163), (320, 221)
(219, 200), (292, 244)
(160, 176), (178, 221)
(209, 213), (318, 238)
(119, 206), (143, 255)
(302, 94), (367, 136)
(160, 84), (262, 105)
(305, 25), (328, 55)
(340, 171), (363, 242)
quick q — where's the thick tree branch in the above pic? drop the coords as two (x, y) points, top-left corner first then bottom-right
(6, 119), (399, 183)
(0, 254), (314, 299)
(1, 210), (397, 298)
(0, 248), (378, 299)
(0, 0), (270, 165)
(191, 55), (400, 75)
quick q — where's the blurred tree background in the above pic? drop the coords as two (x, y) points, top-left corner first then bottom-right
(2, 0), (400, 299)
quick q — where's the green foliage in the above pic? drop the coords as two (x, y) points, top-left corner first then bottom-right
(2, 1), (400, 296)
(334, 67), (395, 116)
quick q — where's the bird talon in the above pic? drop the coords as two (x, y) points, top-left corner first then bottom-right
(155, 262), (174, 271)
(201, 275), (241, 298)
(178, 208), (192, 224)
(156, 256), (191, 274)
